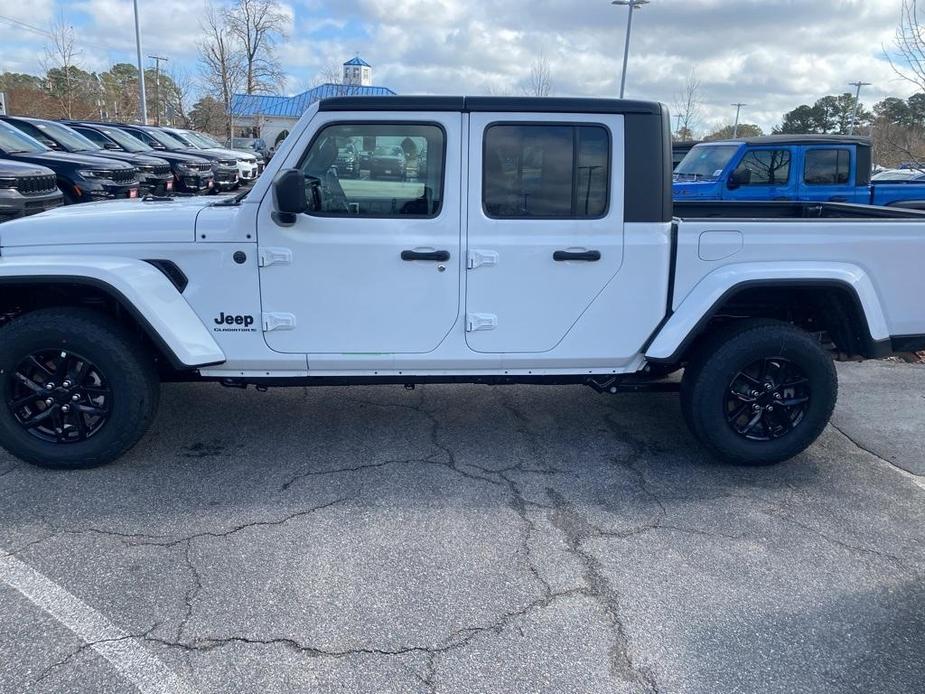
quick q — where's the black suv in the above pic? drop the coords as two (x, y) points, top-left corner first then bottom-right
(66, 121), (215, 195)
(0, 120), (138, 204)
(0, 159), (63, 222)
(2, 116), (174, 196)
(111, 124), (239, 192)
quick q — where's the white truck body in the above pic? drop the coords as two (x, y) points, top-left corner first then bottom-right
(0, 95), (922, 468)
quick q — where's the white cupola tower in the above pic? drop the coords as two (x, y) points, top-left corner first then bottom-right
(343, 57), (373, 86)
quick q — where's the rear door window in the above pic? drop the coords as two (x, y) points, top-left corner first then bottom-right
(804, 149), (851, 185)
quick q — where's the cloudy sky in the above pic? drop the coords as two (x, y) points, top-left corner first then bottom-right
(0, 0), (916, 133)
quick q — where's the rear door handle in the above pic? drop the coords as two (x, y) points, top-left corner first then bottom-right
(401, 249), (450, 262)
(553, 250), (601, 262)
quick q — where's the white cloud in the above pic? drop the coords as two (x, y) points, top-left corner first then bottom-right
(0, 0), (918, 132)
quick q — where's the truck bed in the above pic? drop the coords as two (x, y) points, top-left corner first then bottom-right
(674, 200), (925, 220)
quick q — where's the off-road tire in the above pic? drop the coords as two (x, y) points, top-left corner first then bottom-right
(0, 308), (160, 469)
(680, 320), (837, 465)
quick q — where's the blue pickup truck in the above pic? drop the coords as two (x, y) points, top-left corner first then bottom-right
(673, 135), (925, 208)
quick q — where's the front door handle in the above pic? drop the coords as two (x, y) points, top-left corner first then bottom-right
(401, 249), (450, 262)
(553, 250), (601, 262)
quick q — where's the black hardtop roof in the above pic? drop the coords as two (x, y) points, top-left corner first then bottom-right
(698, 134), (872, 147)
(318, 95), (664, 115)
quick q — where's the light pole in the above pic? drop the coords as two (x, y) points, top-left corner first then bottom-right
(611, 0), (650, 99)
(148, 55), (168, 125)
(849, 81), (871, 135)
(731, 103), (746, 138)
(133, 0), (148, 124)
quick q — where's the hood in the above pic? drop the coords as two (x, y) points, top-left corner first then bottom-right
(0, 196), (214, 248)
(9, 150), (135, 170)
(672, 180), (723, 200)
(201, 147), (256, 162)
(74, 150), (168, 167)
(0, 160), (55, 177)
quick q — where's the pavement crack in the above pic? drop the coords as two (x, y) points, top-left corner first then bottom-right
(57, 497), (350, 548)
(830, 422), (925, 487)
(546, 487), (659, 694)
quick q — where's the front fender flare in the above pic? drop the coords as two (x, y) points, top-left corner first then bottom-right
(645, 261), (889, 362)
(0, 255), (225, 369)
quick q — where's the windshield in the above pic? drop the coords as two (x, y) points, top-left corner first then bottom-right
(872, 169), (924, 182)
(189, 131), (222, 148)
(374, 146), (402, 157)
(144, 128), (188, 149)
(97, 127), (151, 152)
(168, 130), (200, 148)
(0, 121), (47, 154)
(675, 145), (739, 181)
(34, 121), (101, 152)
(231, 138), (254, 148)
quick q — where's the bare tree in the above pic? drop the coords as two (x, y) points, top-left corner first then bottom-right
(524, 52), (552, 97)
(673, 69), (702, 140)
(164, 67), (194, 127)
(199, 2), (245, 137)
(887, 1), (925, 91)
(226, 0), (287, 95)
(42, 15), (83, 118)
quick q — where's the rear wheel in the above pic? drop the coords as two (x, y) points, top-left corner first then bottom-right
(0, 309), (160, 469)
(680, 320), (837, 465)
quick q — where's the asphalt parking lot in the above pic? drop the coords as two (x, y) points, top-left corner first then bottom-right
(0, 361), (922, 694)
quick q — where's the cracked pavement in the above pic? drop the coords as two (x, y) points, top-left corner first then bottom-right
(0, 362), (923, 693)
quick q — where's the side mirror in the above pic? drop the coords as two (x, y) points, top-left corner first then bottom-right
(103, 142), (120, 150)
(273, 168), (310, 224)
(727, 168), (751, 189)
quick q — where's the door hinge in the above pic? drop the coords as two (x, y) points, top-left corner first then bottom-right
(466, 313), (498, 332)
(258, 247), (293, 267)
(467, 249), (499, 270)
(262, 312), (296, 331)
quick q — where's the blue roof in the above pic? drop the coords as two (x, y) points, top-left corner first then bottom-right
(343, 56), (371, 67)
(230, 83), (396, 118)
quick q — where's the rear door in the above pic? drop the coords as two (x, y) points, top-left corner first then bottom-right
(725, 146), (794, 201)
(799, 146), (860, 202)
(465, 112), (623, 353)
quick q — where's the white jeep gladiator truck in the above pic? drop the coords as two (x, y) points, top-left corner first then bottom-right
(0, 96), (923, 469)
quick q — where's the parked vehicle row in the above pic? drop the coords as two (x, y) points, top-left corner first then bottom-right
(0, 117), (266, 221)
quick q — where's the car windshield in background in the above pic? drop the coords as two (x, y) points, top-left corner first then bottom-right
(99, 127), (152, 153)
(145, 128), (188, 149)
(0, 122), (47, 154)
(872, 169), (925, 182)
(675, 145), (739, 181)
(168, 131), (199, 147)
(192, 132), (223, 148)
(35, 121), (101, 152)
(232, 138), (256, 148)
(183, 132), (215, 148)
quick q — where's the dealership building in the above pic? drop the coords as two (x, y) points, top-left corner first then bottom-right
(229, 57), (395, 147)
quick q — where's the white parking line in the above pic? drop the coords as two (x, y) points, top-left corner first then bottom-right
(0, 553), (197, 694)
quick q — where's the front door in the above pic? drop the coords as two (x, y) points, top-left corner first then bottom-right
(257, 113), (461, 354)
(725, 147), (794, 201)
(465, 113), (624, 353)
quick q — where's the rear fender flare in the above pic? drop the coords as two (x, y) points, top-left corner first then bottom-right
(645, 261), (889, 362)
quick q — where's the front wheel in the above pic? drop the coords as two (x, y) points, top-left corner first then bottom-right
(680, 320), (837, 465)
(0, 308), (160, 469)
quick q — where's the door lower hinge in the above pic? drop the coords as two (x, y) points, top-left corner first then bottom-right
(262, 312), (296, 331)
(467, 249), (499, 270)
(258, 247), (293, 267)
(466, 313), (498, 332)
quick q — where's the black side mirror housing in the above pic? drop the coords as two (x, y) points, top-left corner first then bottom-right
(273, 168), (309, 225)
(104, 142), (120, 150)
(727, 168), (751, 189)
